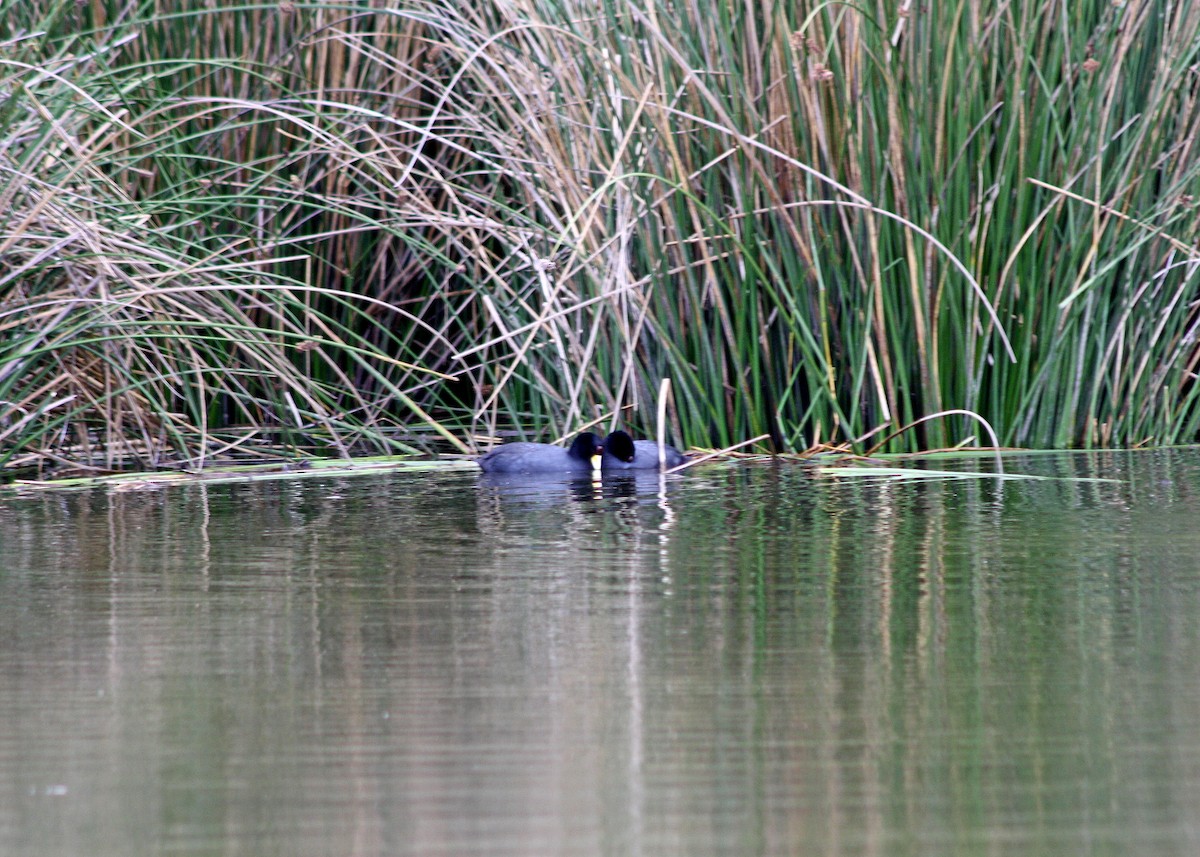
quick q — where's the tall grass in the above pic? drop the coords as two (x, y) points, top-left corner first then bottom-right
(1, 0), (1199, 474)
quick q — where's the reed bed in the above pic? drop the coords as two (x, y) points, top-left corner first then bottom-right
(1, 0), (1199, 475)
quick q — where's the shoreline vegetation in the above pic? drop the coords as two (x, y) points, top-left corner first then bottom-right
(2, 1), (1200, 482)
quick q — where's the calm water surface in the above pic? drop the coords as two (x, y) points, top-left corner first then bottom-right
(2, 450), (1200, 856)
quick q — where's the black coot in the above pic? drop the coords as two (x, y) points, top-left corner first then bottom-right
(476, 432), (603, 474)
(601, 430), (686, 470)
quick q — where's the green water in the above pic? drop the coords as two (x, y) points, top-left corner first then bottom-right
(2, 450), (1199, 855)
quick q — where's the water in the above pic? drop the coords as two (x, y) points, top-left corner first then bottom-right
(2, 450), (1200, 856)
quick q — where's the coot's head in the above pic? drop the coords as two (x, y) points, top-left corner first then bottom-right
(569, 431), (604, 473)
(603, 430), (636, 463)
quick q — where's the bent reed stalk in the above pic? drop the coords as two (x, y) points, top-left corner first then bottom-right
(1, 0), (1199, 476)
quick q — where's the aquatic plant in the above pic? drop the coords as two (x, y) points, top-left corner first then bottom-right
(1, 0), (1199, 474)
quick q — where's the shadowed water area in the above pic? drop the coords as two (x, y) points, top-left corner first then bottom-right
(2, 450), (1200, 855)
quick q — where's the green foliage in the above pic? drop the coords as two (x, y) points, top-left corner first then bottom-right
(2, 0), (1199, 472)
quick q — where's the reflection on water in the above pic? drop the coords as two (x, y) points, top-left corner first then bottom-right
(2, 450), (1200, 855)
